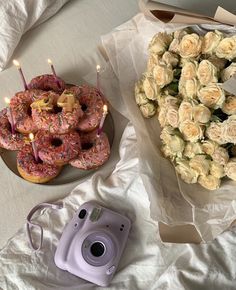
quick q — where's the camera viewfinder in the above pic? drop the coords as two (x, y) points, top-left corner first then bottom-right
(78, 209), (87, 219)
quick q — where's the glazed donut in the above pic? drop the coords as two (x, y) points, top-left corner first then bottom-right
(35, 130), (81, 166)
(70, 130), (110, 170)
(0, 108), (25, 150)
(28, 74), (65, 93)
(31, 90), (83, 134)
(68, 85), (108, 132)
(10, 89), (44, 134)
(17, 145), (61, 183)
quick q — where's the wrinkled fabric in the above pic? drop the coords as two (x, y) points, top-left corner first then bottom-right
(0, 0), (70, 70)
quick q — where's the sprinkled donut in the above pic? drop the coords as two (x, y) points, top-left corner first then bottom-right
(0, 108), (25, 150)
(70, 130), (110, 170)
(69, 85), (108, 132)
(10, 89), (44, 134)
(31, 90), (83, 134)
(17, 145), (61, 183)
(28, 74), (65, 93)
(35, 130), (81, 166)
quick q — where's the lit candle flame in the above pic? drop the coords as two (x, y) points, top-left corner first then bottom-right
(13, 59), (20, 68)
(29, 133), (34, 141)
(103, 104), (108, 113)
(96, 65), (101, 73)
(4, 97), (10, 104)
(47, 58), (52, 65)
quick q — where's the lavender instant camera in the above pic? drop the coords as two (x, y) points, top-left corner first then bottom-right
(54, 201), (131, 286)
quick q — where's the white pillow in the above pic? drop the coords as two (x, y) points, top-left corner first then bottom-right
(0, 0), (70, 71)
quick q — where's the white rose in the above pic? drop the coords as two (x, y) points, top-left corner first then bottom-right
(135, 80), (149, 105)
(162, 144), (173, 160)
(175, 159), (199, 184)
(169, 29), (188, 54)
(189, 155), (210, 176)
(212, 146), (229, 165)
(225, 158), (236, 181)
(216, 36), (236, 60)
(179, 77), (199, 99)
(197, 60), (218, 86)
(147, 53), (161, 72)
(222, 96), (236, 115)
(207, 55), (227, 70)
(221, 63), (236, 82)
(222, 115), (236, 144)
(179, 33), (202, 58)
(198, 83), (225, 109)
(143, 75), (160, 101)
(168, 38), (179, 54)
(210, 161), (225, 178)
(198, 175), (220, 190)
(202, 30), (224, 55)
(135, 79), (143, 95)
(148, 32), (173, 55)
(168, 135), (185, 157)
(153, 64), (173, 88)
(135, 92), (149, 106)
(178, 101), (193, 123)
(160, 95), (178, 107)
(158, 106), (168, 127)
(181, 61), (198, 80)
(193, 104), (211, 124)
(166, 104), (179, 128)
(206, 122), (226, 145)
(140, 103), (156, 118)
(201, 140), (218, 155)
(162, 51), (179, 67)
(160, 126), (174, 144)
(183, 142), (202, 158)
(179, 120), (204, 142)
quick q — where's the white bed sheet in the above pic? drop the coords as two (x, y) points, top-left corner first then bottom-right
(0, 0), (139, 248)
(1, 123), (236, 290)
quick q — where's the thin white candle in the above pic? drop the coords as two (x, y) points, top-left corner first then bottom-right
(4, 97), (15, 135)
(13, 59), (28, 90)
(97, 104), (108, 136)
(96, 65), (101, 91)
(29, 133), (39, 163)
(47, 58), (57, 78)
(47, 58), (61, 88)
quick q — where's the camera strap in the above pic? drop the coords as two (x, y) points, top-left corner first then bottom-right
(26, 202), (64, 251)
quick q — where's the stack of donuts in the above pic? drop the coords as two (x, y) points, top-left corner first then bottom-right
(0, 74), (111, 183)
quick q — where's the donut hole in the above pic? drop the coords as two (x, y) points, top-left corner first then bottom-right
(82, 142), (93, 150)
(51, 138), (63, 147)
(27, 106), (32, 116)
(81, 104), (88, 112)
(53, 105), (63, 114)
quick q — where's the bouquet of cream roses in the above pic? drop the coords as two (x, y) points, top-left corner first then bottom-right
(135, 29), (236, 190)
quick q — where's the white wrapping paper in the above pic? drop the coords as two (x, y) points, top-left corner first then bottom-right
(101, 13), (236, 242)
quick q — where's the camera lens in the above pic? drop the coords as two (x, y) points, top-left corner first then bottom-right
(90, 242), (105, 257)
(78, 209), (86, 219)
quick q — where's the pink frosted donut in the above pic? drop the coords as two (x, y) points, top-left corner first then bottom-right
(28, 74), (65, 93)
(31, 91), (83, 134)
(70, 130), (110, 170)
(10, 89), (44, 134)
(35, 130), (81, 166)
(68, 85), (108, 132)
(17, 145), (61, 183)
(0, 108), (25, 150)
